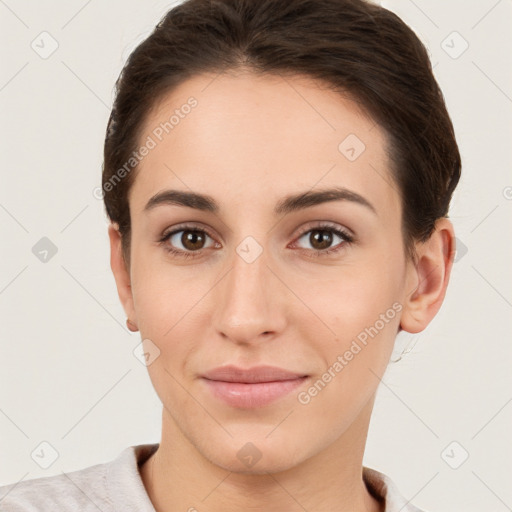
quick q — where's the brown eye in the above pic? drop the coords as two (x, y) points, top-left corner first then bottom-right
(308, 229), (334, 250)
(161, 226), (217, 257)
(180, 230), (207, 251)
(293, 224), (354, 257)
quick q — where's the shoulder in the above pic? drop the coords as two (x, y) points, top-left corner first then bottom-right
(363, 466), (427, 512)
(0, 443), (159, 512)
(0, 459), (110, 512)
(0, 444), (158, 512)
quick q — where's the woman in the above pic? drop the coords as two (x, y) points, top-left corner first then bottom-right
(0, 0), (460, 510)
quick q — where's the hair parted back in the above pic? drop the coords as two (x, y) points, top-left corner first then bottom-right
(102, 0), (461, 264)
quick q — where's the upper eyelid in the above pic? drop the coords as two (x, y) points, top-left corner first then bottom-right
(163, 223), (216, 241)
(162, 221), (353, 246)
(295, 221), (352, 237)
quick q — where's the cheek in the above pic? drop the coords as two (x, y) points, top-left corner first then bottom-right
(296, 278), (400, 423)
(128, 253), (217, 380)
(290, 254), (404, 382)
(297, 261), (402, 337)
(129, 244), (195, 334)
(129, 262), (203, 408)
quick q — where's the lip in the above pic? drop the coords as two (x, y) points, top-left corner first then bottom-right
(202, 365), (307, 383)
(201, 365), (309, 408)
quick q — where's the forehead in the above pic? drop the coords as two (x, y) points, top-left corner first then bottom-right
(130, 71), (399, 221)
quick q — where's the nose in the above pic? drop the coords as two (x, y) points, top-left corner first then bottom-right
(211, 243), (287, 346)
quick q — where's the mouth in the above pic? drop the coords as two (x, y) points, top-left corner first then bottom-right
(200, 365), (309, 408)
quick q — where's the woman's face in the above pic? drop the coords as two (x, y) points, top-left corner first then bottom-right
(113, 71), (419, 473)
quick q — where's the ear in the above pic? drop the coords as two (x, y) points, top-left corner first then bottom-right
(108, 223), (138, 331)
(400, 218), (456, 334)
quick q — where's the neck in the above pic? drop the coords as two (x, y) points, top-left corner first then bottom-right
(140, 398), (383, 512)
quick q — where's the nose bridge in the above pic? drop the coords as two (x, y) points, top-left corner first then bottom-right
(212, 238), (285, 343)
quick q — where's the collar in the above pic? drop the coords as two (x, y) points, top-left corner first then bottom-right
(107, 443), (424, 512)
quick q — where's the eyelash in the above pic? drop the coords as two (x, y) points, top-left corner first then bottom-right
(158, 222), (354, 260)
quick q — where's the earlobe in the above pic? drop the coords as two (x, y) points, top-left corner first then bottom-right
(400, 218), (456, 334)
(108, 223), (138, 330)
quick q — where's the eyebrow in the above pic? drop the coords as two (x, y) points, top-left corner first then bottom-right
(143, 186), (377, 216)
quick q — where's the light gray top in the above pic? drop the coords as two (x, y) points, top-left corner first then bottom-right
(0, 443), (425, 511)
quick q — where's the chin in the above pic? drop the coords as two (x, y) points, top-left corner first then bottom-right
(213, 452), (301, 476)
(198, 433), (311, 476)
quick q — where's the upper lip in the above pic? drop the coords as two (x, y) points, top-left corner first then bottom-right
(202, 365), (308, 383)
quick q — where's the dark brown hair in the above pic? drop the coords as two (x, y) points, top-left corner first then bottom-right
(102, 0), (461, 264)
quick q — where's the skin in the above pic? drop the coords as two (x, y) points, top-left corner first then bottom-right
(108, 70), (455, 512)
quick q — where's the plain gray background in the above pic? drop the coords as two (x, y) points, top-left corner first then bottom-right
(1, 1), (511, 510)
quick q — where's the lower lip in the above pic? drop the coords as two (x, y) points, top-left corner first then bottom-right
(201, 377), (308, 408)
